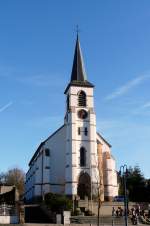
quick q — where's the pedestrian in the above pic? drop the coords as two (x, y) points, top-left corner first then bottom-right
(112, 206), (115, 217)
(116, 208), (119, 217)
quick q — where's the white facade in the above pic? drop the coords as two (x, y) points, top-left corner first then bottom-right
(65, 86), (99, 196)
(25, 36), (118, 202)
(25, 125), (66, 200)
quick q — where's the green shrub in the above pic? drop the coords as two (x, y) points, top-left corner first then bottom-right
(72, 208), (81, 216)
(44, 193), (72, 213)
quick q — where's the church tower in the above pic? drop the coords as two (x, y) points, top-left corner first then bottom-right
(64, 35), (100, 198)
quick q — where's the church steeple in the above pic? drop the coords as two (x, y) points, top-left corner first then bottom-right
(70, 34), (87, 82)
(64, 35), (94, 94)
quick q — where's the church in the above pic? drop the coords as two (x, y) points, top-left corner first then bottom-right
(25, 35), (118, 202)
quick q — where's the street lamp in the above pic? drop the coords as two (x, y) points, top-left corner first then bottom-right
(119, 164), (128, 226)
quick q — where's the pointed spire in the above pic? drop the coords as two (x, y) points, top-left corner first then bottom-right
(70, 34), (87, 82)
(64, 34), (94, 94)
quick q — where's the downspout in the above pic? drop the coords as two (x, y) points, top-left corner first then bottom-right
(41, 149), (44, 198)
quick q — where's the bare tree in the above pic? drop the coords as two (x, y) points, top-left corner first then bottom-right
(0, 168), (25, 196)
(93, 143), (104, 226)
(0, 172), (6, 183)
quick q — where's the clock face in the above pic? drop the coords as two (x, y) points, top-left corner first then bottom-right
(78, 109), (88, 119)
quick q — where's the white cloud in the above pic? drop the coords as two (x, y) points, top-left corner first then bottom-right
(132, 101), (150, 115)
(0, 102), (13, 113)
(105, 74), (150, 101)
(142, 101), (150, 109)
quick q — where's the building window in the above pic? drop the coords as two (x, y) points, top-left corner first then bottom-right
(78, 127), (81, 135)
(80, 147), (86, 167)
(85, 127), (88, 136)
(45, 148), (50, 156)
(45, 166), (50, 169)
(78, 91), (86, 107)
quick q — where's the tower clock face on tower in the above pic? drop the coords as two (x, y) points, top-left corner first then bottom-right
(78, 109), (88, 119)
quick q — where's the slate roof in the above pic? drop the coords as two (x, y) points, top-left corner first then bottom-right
(64, 35), (94, 94)
(97, 132), (112, 148)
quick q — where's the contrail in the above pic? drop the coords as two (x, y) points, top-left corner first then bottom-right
(105, 74), (150, 101)
(0, 102), (13, 113)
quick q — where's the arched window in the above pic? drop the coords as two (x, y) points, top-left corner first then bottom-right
(78, 91), (86, 107)
(80, 147), (86, 167)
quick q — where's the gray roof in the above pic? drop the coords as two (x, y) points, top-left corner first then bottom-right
(97, 132), (112, 148)
(64, 35), (94, 94)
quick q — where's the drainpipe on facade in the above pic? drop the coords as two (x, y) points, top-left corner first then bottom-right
(41, 149), (44, 200)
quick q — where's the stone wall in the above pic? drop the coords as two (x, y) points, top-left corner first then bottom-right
(97, 142), (104, 202)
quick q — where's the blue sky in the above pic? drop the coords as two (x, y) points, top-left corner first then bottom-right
(0, 0), (150, 177)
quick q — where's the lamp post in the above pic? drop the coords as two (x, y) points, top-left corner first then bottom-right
(119, 165), (128, 226)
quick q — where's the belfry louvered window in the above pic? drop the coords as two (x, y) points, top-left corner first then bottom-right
(80, 147), (86, 167)
(78, 91), (86, 107)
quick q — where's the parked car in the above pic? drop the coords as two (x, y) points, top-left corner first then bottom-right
(113, 196), (124, 202)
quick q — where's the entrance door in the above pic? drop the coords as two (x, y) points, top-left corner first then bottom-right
(77, 172), (91, 200)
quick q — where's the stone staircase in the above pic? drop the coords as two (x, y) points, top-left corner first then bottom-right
(73, 200), (135, 225)
(78, 200), (136, 216)
(71, 215), (132, 225)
